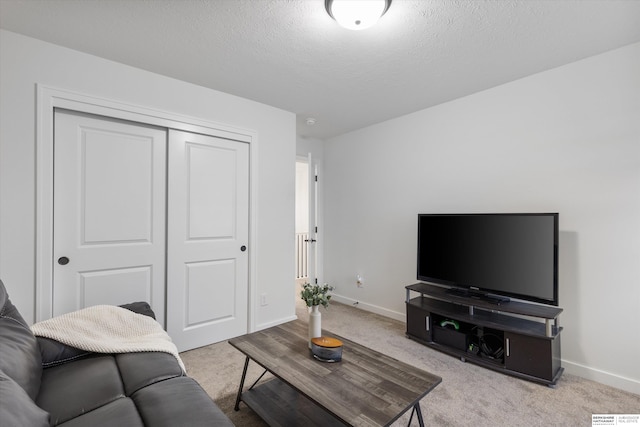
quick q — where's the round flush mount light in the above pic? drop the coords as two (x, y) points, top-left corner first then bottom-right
(325, 0), (392, 31)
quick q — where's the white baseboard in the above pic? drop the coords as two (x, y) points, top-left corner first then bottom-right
(563, 359), (640, 395)
(331, 294), (406, 322)
(254, 314), (298, 332)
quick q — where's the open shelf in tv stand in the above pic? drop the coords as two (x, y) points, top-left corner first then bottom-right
(405, 282), (563, 386)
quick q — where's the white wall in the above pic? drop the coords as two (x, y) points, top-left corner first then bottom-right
(323, 42), (640, 394)
(0, 30), (297, 330)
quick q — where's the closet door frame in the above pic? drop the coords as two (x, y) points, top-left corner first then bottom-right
(35, 85), (258, 331)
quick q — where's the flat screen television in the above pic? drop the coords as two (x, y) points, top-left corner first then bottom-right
(417, 213), (558, 306)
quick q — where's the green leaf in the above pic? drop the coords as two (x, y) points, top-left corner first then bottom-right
(300, 283), (334, 308)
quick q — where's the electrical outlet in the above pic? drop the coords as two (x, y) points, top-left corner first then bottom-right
(260, 293), (268, 306)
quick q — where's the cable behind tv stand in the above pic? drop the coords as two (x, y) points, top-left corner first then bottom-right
(405, 282), (563, 386)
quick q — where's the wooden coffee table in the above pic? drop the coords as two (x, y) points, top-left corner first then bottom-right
(229, 320), (441, 426)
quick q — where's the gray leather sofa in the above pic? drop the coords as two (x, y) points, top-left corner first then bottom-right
(0, 279), (233, 426)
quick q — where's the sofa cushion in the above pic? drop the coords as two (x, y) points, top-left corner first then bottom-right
(133, 376), (234, 427)
(0, 279), (42, 400)
(37, 355), (125, 425)
(0, 369), (49, 427)
(56, 398), (144, 427)
(38, 351), (232, 427)
(116, 352), (182, 395)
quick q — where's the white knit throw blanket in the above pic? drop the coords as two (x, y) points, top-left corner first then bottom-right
(31, 305), (186, 373)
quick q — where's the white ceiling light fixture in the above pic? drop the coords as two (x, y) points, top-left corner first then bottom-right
(325, 0), (392, 31)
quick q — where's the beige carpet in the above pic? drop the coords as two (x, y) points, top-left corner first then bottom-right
(180, 298), (639, 426)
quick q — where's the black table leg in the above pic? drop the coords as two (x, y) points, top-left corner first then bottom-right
(407, 403), (425, 427)
(234, 356), (250, 411)
(414, 403), (425, 427)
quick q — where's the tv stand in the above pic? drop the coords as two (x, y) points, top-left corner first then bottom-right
(445, 287), (510, 305)
(406, 283), (563, 386)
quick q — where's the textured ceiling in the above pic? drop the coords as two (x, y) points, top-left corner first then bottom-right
(1, 0), (640, 139)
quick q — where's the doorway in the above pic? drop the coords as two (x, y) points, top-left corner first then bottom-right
(295, 155), (317, 293)
(295, 159), (310, 286)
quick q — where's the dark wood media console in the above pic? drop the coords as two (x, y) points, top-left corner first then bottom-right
(405, 283), (564, 386)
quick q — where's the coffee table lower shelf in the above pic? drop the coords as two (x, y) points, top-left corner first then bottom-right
(238, 376), (344, 426)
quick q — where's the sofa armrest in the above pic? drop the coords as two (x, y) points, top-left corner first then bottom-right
(120, 302), (156, 319)
(38, 302), (157, 367)
(37, 337), (91, 368)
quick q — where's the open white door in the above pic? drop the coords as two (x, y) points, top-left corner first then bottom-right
(53, 110), (167, 325)
(306, 153), (318, 284)
(167, 130), (249, 351)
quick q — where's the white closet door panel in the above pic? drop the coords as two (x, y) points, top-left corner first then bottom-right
(185, 260), (235, 326)
(80, 266), (152, 307)
(168, 130), (249, 352)
(53, 110), (167, 325)
(187, 143), (236, 239)
(82, 134), (155, 243)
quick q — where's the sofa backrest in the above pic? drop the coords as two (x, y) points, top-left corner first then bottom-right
(0, 279), (43, 400)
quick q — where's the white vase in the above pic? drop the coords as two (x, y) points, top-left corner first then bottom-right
(308, 305), (321, 349)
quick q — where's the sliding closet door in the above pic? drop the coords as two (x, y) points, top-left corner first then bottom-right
(167, 130), (249, 351)
(53, 110), (167, 325)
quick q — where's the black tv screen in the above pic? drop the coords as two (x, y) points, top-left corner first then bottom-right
(417, 213), (558, 306)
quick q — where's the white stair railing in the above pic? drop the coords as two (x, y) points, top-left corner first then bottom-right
(295, 232), (309, 280)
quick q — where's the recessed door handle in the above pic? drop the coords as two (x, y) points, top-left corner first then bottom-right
(240, 246), (247, 252)
(58, 256), (70, 265)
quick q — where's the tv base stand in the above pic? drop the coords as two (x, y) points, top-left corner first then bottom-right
(445, 287), (511, 305)
(405, 283), (563, 386)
